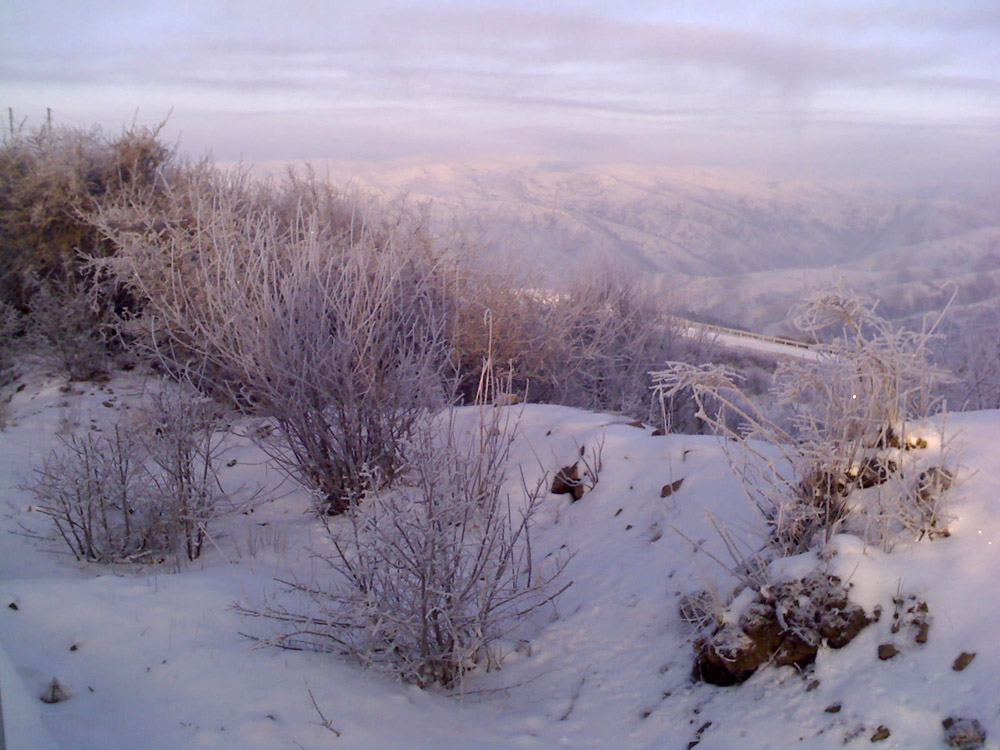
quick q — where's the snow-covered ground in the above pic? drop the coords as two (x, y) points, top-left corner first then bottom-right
(1, 367), (998, 749)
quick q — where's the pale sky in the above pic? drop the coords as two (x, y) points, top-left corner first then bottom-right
(2, 0), (998, 181)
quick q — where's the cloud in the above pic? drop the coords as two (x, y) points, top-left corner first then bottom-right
(2, 2), (983, 93)
(1, 0), (997, 182)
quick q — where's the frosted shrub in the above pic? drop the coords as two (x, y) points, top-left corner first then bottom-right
(132, 390), (233, 561)
(449, 263), (551, 403)
(0, 301), (22, 387)
(452, 267), (695, 422)
(27, 427), (154, 563)
(94, 170), (453, 513)
(0, 119), (171, 310)
(541, 275), (687, 418)
(934, 312), (1000, 411)
(27, 273), (114, 381)
(240, 408), (567, 688)
(25, 391), (233, 563)
(652, 290), (953, 554)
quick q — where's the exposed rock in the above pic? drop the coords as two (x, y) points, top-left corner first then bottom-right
(870, 725), (891, 742)
(740, 600), (816, 669)
(853, 457), (898, 489)
(881, 424), (902, 449)
(692, 573), (871, 686)
(816, 590), (872, 648)
(551, 463), (584, 500)
(825, 703), (842, 713)
(891, 594), (923, 633)
(952, 652), (976, 672)
(661, 478), (684, 498)
(877, 644), (900, 660)
(686, 721), (712, 749)
(918, 467), (954, 503)
(943, 717), (987, 749)
(40, 677), (70, 704)
(906, 601), (931, 644)
(693, 625), (762, 686)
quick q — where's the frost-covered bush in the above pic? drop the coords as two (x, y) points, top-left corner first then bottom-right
(0, 119), (171, 310)
(539, 275), (689, 418)
(452, 267), (697, 422)
(240, 408), (566, 688)
(131, 390), (233, 561)
(25, 390), (233, 563)
(934, 312), (1000, 411)
(0, 301), (23, 387)
(94, 169), (453, 513)
(653, 290), (953, 554)
(26, 273), (115, 381)
(26, 427), (153, 563)
(0, 119), (173, 382)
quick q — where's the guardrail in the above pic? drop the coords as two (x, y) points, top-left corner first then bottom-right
(681, 319), (814, 351)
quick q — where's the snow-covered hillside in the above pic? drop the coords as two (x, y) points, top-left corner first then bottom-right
(1, 368), (998, 749)
(244, 158), (1000, 335)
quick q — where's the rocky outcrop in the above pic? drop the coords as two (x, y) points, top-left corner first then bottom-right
(551, 463), (584, 500)
(692, 573), (871, 686)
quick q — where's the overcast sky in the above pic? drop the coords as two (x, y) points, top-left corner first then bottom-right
(2, 1), (998, 182)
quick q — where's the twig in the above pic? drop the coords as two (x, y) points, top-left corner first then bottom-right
(445, 668), (555, 698)
(559, 669), (588, 721)
(307, 685), (341, 737)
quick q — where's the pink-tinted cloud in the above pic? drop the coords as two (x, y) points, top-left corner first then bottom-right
(1, 0), (997, 182)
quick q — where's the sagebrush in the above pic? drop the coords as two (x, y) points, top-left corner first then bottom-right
(94, 168), (453, 513)
(238, 407), (568, 688)
(652, 290), (954, 555)
(25, 389), (234, 563)
(0, 119), (171, 309)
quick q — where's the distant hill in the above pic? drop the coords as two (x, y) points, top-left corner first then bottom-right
(251, 157), (1000, 334)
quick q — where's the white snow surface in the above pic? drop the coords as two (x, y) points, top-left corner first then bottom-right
(1, 368), (999, 749)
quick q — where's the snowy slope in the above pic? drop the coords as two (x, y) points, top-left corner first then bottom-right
(243, 158), (1000, 335)
(1, 369), (998, 749)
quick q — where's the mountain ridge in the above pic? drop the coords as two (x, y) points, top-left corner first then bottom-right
(248, 157), (1000, 332)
